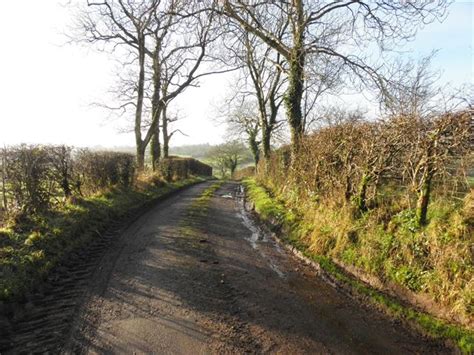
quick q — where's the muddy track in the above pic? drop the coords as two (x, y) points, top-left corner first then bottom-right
(2, 181), (451, 354)
(0, 232), (117, 353)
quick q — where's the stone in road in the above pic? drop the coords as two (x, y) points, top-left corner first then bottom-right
(66, 181), (447, 354)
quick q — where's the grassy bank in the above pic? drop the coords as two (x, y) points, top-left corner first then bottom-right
(0, 176), (206, 303)
(243, 178), (474, 354)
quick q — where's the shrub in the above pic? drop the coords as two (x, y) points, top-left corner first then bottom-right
(0, 145), (136, 221)
(158, 156), (212, 181)
(74, 150), (135, 193)
(1, 145), (52, 214)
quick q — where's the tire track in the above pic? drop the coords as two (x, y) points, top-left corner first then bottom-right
(0, 183), (206, 354)
(1, 225), (122, 353)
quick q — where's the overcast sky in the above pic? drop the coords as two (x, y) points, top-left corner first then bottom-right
(0, 1), (472, 148)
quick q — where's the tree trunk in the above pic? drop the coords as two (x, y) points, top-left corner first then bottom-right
(136, 142), (146, 173)
(162, 105), (170, 158)
(355, 174), (370, 212)
(344, 175), (352, 202)
(230, 161), (238, 176)
(286, 2), (306, 157)
(416, 171), (432, 227)
(61, 174), (71, 198)
(285, 47), (305, 157)
(60, 147), (71, 198)
(261, 122), (272, 160)
(134, 36), (146, 171)
(150, 49), (162, 171)
(150, 127), (161, 171)
(249, 133), (260, 166)
(416, 139), (436, 227)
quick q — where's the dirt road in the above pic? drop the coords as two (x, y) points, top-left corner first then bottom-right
(4, 181), (449, 354)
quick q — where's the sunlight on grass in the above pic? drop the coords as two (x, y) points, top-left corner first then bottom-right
(0, 176), (206, 303)
(243, 178), (474, 354)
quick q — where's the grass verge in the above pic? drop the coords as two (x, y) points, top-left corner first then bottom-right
(189, 180), (225, 216)
(0, 176), (206, 304)
(178, 180), (225, 248)
(243, 178), (474, 354)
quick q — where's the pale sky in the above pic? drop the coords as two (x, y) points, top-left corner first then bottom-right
(0, 1), (472, 148)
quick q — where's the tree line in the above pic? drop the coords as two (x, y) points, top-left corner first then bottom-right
(72, 0), (460, 172)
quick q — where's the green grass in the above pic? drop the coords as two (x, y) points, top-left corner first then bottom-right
(176, 180), (225, 249)
(243, 178), (474, 354)
(0, 176), (206, 303)
(467, 176), (474, 189)
(244, 178), (313, 246)
(189, 180), (225, 216)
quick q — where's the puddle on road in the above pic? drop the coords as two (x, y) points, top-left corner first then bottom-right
(268, 260), (285, 278)
(236, 185), (285, 278)
(221, 194), (233, 199)
(239, 202), (265, 249)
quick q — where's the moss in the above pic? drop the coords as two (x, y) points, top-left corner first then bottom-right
(244, 178), (474, 354)
(243, 178), (306, 242)
(189, 180), (224, 216)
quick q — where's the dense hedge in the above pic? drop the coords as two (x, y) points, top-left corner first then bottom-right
(232, 166), (256, 180)
(0, 145), (135, 218)
(261, 111), (472, 223)
(158, 156), (212, 181)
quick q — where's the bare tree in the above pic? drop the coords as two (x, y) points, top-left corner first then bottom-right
(219, 24), (286, 161)
(239, 32), (286, 160)
(209, 140), (247, 177)
(223, 100), (261, 166)
(245, 40), (285, 160)
(144, 1), (238, 169)
(217, 0), (450, 156)
(74, 1), (231, 170)
(74, 0), (158, 170)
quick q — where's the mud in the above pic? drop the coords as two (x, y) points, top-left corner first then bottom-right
(2, 181), (451, 354)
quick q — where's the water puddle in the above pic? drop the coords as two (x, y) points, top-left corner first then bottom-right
(268, 260), (285, 278)
(239, 201), (266, 248)
(236, 184), (285, 278)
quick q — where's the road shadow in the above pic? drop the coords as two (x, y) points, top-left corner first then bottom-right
(71, 181), (449, 354)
